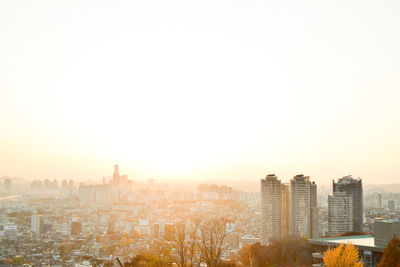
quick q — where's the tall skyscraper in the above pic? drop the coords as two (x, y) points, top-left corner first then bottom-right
(31, 215), (42, 238)
(290, 174), (318, 238)
(261, 174), (282, 245)
(310, 181), (318, 238)
(333, 176), (363, 232)
(328, 192), (353, 235)
(113, 164), (120, 188)
(280, 183), (290, 239)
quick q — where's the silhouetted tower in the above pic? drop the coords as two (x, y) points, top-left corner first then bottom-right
(113, 164), (120, 188)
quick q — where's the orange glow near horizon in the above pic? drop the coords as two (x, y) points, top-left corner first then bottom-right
(1, 0), (400, 184)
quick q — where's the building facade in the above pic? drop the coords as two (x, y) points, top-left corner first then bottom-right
(31, 215), (42, 238)
(280, 183), (290, 239)
(79, 184), (118, 206)
(374, 218), (400, 247)
(328, 191), (353, 235)
(333, 176), (363, 232)
(290, 174), (318, 238)
(310, 182), (318, 238)
(261, 174), (282, 245)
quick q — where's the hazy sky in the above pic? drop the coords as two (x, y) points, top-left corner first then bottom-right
(1, 0), (399, 184)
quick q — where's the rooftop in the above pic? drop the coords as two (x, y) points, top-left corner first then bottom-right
(337, 176), (362, 184)
(308, 235), (384, 251)
(374, 218), (400, 223)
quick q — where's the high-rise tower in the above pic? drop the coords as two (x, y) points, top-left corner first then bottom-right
(261, 174), (282, 245)
(310, 181), (318, 238)
(333, 176), (363, 232)
(290, 174), (318, 238)
(280, 183), (290, 238)
(113, 164), (120, 188)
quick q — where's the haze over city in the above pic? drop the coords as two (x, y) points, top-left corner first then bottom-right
(1, 0), (399, 184)
(2, 1), (400, 267)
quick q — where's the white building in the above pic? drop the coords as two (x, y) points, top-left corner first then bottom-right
(261, 174), (282, 245)
(290, 174), (317, 238)
(1, 223), (18, 240)
(31, 215), (42, 238)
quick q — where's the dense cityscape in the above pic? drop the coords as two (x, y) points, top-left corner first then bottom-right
(2, 0), (399, 266)
(1, 165), (400, 266)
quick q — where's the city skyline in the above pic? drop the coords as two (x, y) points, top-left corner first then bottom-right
(1, 1), (400, 266)
(1, 0), (400, 184)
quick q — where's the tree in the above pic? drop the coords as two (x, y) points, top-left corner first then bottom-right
(378, 235), (400, 267)
(232, 239), (314, 267)
(199, 216), (230, 267)
(124, 240), (173, 267)
(323, 243), (363, 267)
(230, 244), (254, 267)
(149, 239), (174, 267)
(170, 219), (201, 267)
(124, 254), (148, 266)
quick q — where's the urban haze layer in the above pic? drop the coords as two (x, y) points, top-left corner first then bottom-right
(1, 165), (400, 266)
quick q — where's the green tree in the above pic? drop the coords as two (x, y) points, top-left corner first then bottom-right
(378, 235), (400, 267)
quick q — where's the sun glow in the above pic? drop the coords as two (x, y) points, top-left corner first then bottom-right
(1, 0), (400, 182)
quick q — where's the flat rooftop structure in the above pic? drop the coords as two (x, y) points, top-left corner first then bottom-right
(308, 235), (384, 253)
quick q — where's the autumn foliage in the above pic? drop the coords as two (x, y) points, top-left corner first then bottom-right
(323, 243), (363, 267)
(378, 235), (400, 267)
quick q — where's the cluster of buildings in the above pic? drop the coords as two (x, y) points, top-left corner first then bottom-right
(310, 218), (400, 267)
(30, 179), (74, 190)
(260, 174), (364, 245)
(2, 167), (400, 267)
(78, 165), (133, 206)
(260, 174), (317, 245)
(260, 173), (400, 266)
(78, 166), (245, 206)
(0, 165), (261, 266)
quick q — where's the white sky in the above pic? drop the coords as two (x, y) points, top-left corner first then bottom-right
(1, 0), (399, 184)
